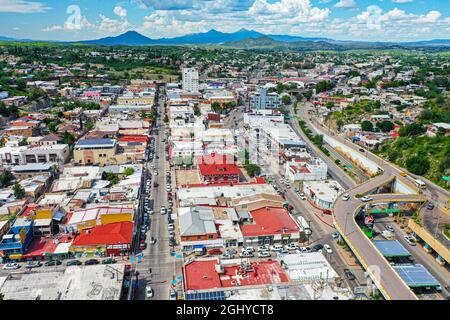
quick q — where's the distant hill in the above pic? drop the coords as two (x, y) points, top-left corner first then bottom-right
(223, 36), (343, 51)
(0, 29), (449, 49)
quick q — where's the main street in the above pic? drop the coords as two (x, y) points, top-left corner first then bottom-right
(134, 87), (182, 300)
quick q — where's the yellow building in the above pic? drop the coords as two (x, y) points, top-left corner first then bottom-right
(74, 138), (117, 166)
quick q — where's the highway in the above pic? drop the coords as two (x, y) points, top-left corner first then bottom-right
(295, 101), (450, 300)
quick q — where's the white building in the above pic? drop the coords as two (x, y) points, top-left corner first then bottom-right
(285, 157), (328, 182)
(182, 67), (199, 93)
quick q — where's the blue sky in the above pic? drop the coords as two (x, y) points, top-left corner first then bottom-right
(0, 0), (449, 41)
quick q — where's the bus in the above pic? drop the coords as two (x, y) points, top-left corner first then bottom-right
(297, 215), (312, 236)
(414, 179), (426, 189)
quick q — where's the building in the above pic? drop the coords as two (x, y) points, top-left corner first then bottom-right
(240, 207), (301, 245)
(182, 67), (199, 93)
(285, 157), (328, 182)
(23, 144), (70, 165)
(74, 138), (117, 166)
(71, 221), (133, 257)
(303, 180), (344, 211)
(0, 218), (34, 262)
(250, 87), (281, 110)
(198, 154), (240, 185)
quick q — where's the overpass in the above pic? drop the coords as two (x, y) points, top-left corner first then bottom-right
(290, 103), (450, 300)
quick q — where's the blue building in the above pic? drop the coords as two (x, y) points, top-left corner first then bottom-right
(250, 87), (281, 110)
(0, 218), (33, 262)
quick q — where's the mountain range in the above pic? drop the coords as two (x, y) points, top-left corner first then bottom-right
(1, 29), (449, 49)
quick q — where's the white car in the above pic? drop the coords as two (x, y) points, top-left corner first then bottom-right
(257, 245), (269, 252)
(242, 246), (255, 253)
(270, 244), (283, 252)
(146, 286), (154, 299)
(404, 235), (416, 246)
(168, 224), (174, 231)
(323, 244), (333, 254)
(286, 243), (299, 251)
(385, 225), (394, 232)
(160, 207), (167, 215)
(361, 196), (373, 202)
(342, 194), (350, 201)
(153, 171), (158, 176)
(240, 251), (254, 258)
(257, 251), (271, 258)
(299, 193), (306, 200)
(3, 263), (20, 270)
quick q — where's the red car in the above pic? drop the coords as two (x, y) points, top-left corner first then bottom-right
(208, 248), (222, 255)
(139, 241), (147, 250)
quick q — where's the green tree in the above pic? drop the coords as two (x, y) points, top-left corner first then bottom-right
(315, 81), (335, 93)
(0, 170), (14, 187)
(103, 171), (120, 185)
(163, 114), (169, 123)
(282, 95), (292, 105)
(123, 167), (135, 176)
(13, 182), (25, 199)
(406, 155), (430, 176)
(244, 164), (261, 177)
(361, 121), (374, 132)
(399, 123), (426, 137)
(376, 120), (394, 133)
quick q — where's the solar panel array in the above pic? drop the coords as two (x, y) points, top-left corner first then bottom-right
(185, 291), (227, 300)
(394, 265), (440, 287)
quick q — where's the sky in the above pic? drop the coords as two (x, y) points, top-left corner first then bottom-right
(0, 0), (449, 42)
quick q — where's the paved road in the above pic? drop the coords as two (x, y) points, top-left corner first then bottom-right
(296, 102), (450, 300)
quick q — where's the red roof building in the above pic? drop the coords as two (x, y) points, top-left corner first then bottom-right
(198, 154), (241, 185)
(183, 258), (289, 292)
(71, 221), (133, 256)
(240, 207), (300, 242)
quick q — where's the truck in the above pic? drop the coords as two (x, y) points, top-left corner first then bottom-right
(297, 215), (312, 236)
(414, 179), (426, 189)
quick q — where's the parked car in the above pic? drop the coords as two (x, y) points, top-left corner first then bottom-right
(46, 260), (62, 266)
(331, 232), (340, 240)
(160, 207), (167, 215)
(84, 259), (99, 266)
(146, 286), (154, 299)
(323, 244), (333, 254)
(208, 248), (222, 256)
(3, 263), (20, 270)
(169, 290), (177, 300)
(25, 261), (42, 269)
(385, 225), (395, 232)
(257, 245), (269, 252)
(344, 269), (356, 280)
(258, 251), (271, 258)
(102, 258), (116, 265)
(242, 246), (255, 253)
(66, 260), (82, 266)
(270, 244), (284, 252)
(286, 243), (299, 251)
(240, 251), (254, 258)
(139, 241), (147, 250)
(312, 243), (324, 252)
(220, 253), (234, 259)
(299, 193), (306, 200)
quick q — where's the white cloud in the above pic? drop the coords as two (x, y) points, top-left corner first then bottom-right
(392, 0), (413, 3)
(98, 14), (130, 34)
(335, 0), (357, 9)
(114, 5), (127, 18)
(0, 0), (50, 13)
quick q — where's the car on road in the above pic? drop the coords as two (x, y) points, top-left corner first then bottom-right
(45, 260), (62, 266)
(146, 286), (154, 299)
(404, 235), (416, 246)
(25, 261), (42, 269)
(385, 225), (394, 232)
(312, 244), (324, 252)
(160, 207), (167, 215)
(426, 202), (434, 210)
(66, 260), (82, 266)
(240, 251), (254, 258)
(361, 196), (373, 202)
(102, 258), (116, 264)
(84, 259), (99, 266)
(344, 269), (356, 280)
(323, 244), (333, 254)
(150, 237), (157, 245)
(166, 185), (171, 192)
(258, 251), (271, 258)
(342, 194), (350, 201)
(153, 171), (158, 176)
(3, 263), (20, 270)
(139, 241), (147, 250)
(359, 148), (365, 152)
(331, 232), (340, 240)
(168, 224), (174, 231)
(299, 193), (306, 200)
(399, 171), (407, 177)
(153, 182), (159, 188)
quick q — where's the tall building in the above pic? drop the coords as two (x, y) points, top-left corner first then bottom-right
(250, 87), (281, 110)
(182, 67), (199, 93)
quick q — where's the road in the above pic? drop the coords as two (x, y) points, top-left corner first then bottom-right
(296, 101), (450, 300)
(134, 87), (182, 300)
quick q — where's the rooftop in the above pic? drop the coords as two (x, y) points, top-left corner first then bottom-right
(373, 240), (411, 258)
(240, 207), (299, 237)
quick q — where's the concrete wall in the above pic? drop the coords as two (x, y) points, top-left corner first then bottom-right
(310, 123), (381, 175)
(392, 178), (417, 195)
